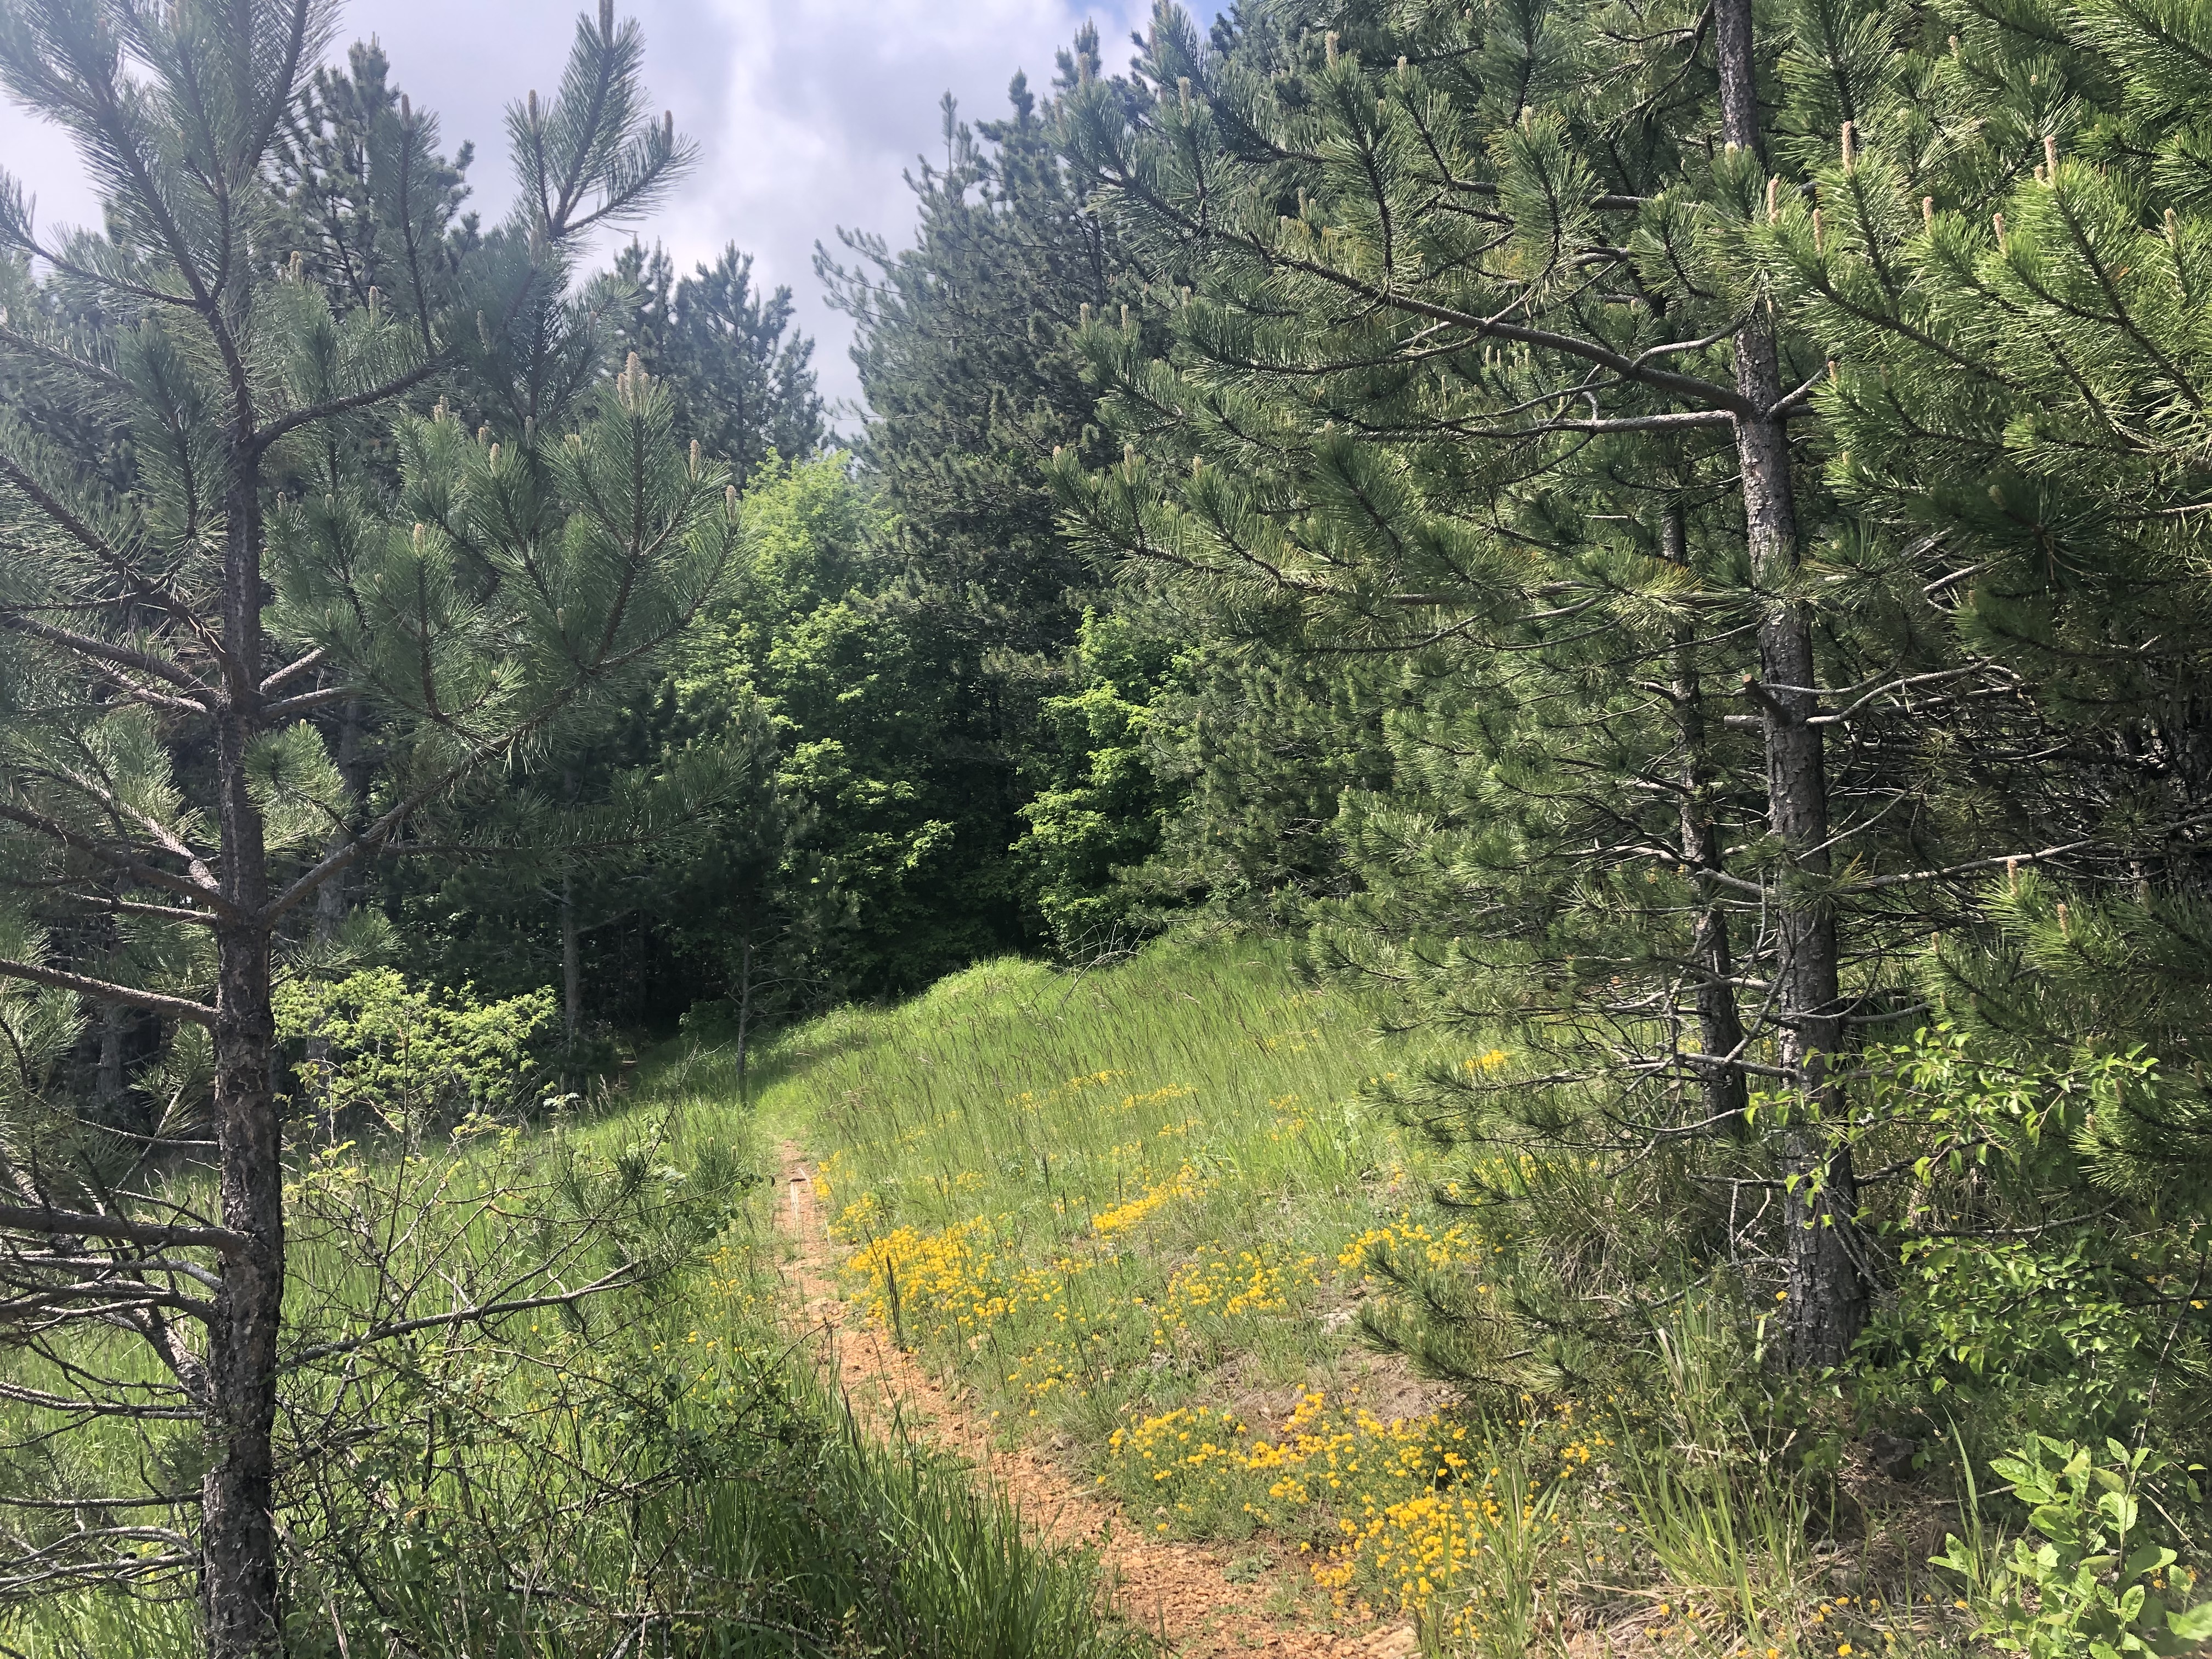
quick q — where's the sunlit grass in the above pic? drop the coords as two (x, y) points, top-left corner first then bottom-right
(1, 1065), (1138, 1659)
(755, 935), (1986, 1656)
(1, 934), (1993, 1656)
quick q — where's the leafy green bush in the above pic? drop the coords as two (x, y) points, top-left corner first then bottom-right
(1938, 1437), (2212, 1658)
(277, 968), (556, 1135)
(1801, 1025), (2212, 1457)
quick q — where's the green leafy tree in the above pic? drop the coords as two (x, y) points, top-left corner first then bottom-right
(681, 456), (1019, 995)
(0, 3), (717, 1650)
(1012, 607), (1176, 955)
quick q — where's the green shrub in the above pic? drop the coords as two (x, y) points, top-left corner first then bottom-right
(277, 968), (556, 1133)
(1938, 1436), (2212, 1659)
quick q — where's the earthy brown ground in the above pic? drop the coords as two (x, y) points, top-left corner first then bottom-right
(775, 1143), (1419, 1658)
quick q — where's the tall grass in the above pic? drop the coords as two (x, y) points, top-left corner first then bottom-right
(754, 937), (1443, 1424)
(1, 1069), (1139, 1658)
(3, 934), (1997, 1656)
(771, 935), (1991, 1656)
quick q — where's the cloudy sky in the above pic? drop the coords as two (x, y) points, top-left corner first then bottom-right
(0, 0), (1203, 415)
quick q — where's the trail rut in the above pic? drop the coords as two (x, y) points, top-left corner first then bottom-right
(775, 1142), (1415, 1659)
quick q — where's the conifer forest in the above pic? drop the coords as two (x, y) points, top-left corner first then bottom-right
(3, 0), (2212, 1653)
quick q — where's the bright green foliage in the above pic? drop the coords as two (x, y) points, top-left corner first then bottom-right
(1012, 610), (1176, 953)
(1938, 1437), (2212, 1658)
(1798, 1023), (2212, 1441)
(276, 969), (555, 1133)
(679, 458), (1025, 994)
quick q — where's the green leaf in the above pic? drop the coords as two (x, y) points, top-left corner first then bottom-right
(2125, 1544), (2176, 1580)
(2033, 1506), (2083, 1547)
(2161, 1602), (2212, 1641)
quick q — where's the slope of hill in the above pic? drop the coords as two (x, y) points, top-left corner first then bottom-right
(754, 934), (1985, 1657)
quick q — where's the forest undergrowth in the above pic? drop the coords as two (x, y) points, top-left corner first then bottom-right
(8, 933), (2200, 1657)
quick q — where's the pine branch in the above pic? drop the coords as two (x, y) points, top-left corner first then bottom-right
(259, 646), (328, 694)
(0, 612), (213, 699)
(0, 448), (224, 664)
(0, 1202), (244, 1255)
(0, 957), (216, 1028)
(0, 800), (232, 913)
(261, 684), (359, 720)
(1083, 157), (1754, 413)
(0, 323), (128, 392)
(251, 356), (448, 454)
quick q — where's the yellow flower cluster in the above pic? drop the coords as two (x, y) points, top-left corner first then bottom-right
(1119, 1082), (1195, 1113)
(1010, 1069), (1133, 1113)
(1336, 1216), (1481, 1276)
(829, 1188), (882, 1242)
(1163, 1248), (1321, 1323)
(1092, 1163), (1205, 1237)
(1104, 1390), (1617, 1635)
(840, 1213), (1112, 1410)
(812, 1147), (851, 1205)
(1267, 1091), (1312, 1140)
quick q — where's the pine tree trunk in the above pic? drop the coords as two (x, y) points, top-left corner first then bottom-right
(205, 925), (284, 1658)
(1662, 510), (1749, 1130)
(1714, 0), (1868, 1369)
(206, 473), (285, 1654)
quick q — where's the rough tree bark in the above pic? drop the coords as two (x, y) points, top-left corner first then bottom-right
(205, 466), (285, 1654)
(1713, 0), (1868, 1368)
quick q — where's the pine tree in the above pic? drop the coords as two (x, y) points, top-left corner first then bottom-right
(614, 239), (826, 488)
(815, 41), (1160, 949)
(273, 35), (478, 319)
(1732, 0), (2212, 1416)
(1047, 0), (1978, 1374)
(0, 4), (714, 1650)
(1748, 0), (2212, 1051)
(819, 44), (1133, 666)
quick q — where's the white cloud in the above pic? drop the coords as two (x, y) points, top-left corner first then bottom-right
(0, 0), (1193, 413)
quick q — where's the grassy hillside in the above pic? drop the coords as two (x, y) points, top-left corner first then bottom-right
(767, 935), (1985, 1656)
(1, 935), (2061, 1655)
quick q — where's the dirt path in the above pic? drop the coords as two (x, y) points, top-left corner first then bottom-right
(776, 1142), (1414, 1658)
